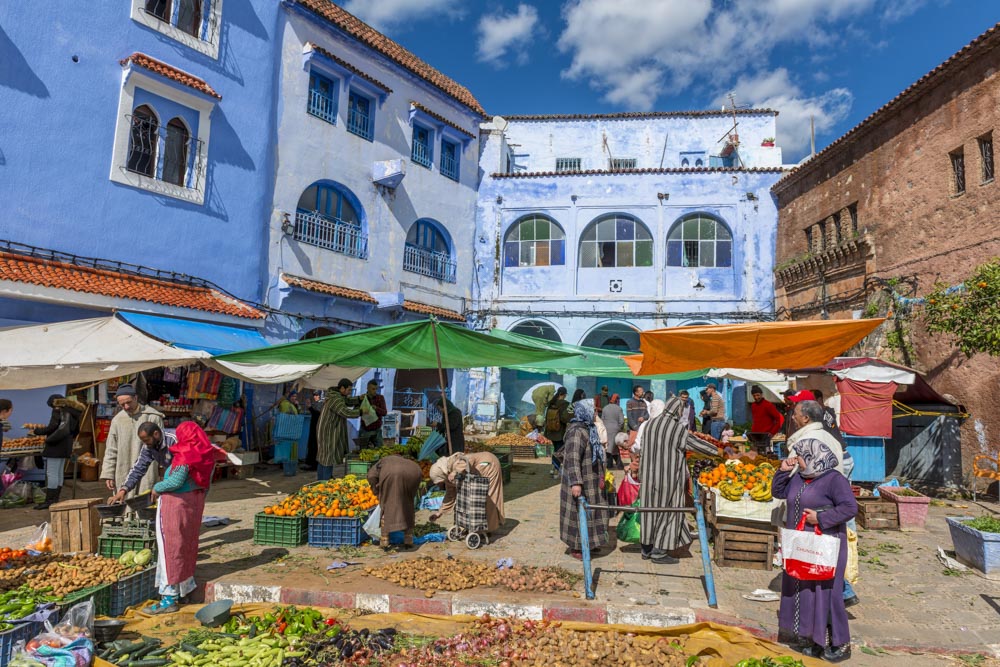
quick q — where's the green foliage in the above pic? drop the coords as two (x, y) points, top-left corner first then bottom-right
(923, 259), (1000, 357)
(962, 515), (1000, 534)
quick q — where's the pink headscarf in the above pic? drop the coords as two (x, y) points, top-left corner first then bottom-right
(169, 422), (228, 489)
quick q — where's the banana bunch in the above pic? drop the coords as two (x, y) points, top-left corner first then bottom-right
(749, 478), (772, 501)
(718, 480), (746, 501)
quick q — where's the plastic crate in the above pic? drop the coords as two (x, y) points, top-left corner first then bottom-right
(109, 567), (156, 616)
(307, 516), (364, 547)
(494, 452), (512, 467)
(100, 519), (155, 538)
(59, 584), (111, 617)
(253, 512), (307, 547)
(501, 464), (511, 485)
(346, 459), (374, 476)
(0, 607), (59, 667)
(98, 535), (157, 561)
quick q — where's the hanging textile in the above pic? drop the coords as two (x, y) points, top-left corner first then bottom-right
(186, 368), (223, 400)
(835, 378), (898, 437)
(206, 406), (244, 434)
(216, 376), (239, 407)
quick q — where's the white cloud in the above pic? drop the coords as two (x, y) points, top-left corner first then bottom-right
(555, 0), (889, 110)
(342, 0), (463, 33)
(477, 4), (540, 67)
(882, 0), (932, 22)
(716, 69), (853, 160)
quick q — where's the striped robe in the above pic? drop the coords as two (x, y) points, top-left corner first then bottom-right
(559, 422), (610, 550)
(639, 397), (719, 551)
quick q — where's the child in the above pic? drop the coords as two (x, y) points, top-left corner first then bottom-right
(617, 455), (640, 506)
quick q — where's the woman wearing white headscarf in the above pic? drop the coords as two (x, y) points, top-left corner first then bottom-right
(631, 399), (665, 452)
(428, 452), (505, 533)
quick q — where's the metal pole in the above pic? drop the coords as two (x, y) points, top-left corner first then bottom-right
(577, 496), (594, 600)
(430, 318), (453, 456)
(692, 483), (718, 608)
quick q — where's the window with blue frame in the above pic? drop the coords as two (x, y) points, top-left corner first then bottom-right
(294, 182), (367, 258)
(347, 90), (373, 140)
(307, 71), (338, 124)
(666, 214), (732, 268)
(504, 215), (566, 267)
(404, 219), (456, 282)
(440, 138), (459, 181)
(412, 125), (432, 167)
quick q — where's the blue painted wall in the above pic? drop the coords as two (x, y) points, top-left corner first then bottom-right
(0, 1), (279, 308)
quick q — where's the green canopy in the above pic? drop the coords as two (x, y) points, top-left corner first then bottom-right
(491, 329), (708, 380)
(215, 319), (581, 369)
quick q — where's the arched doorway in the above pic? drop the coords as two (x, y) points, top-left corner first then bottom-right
(501, 320), (563, 419)
(577, 322), (643, 402)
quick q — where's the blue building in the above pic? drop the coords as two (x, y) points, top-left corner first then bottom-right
(262, 0), (484, 409)
(0, 1), (279, 424)
(472, 111), (786, 418)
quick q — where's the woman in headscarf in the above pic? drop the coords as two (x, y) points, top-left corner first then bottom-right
(630, 399), (665, 452)
(428, 452), (505, 533)
(773, 400), (856, 662)
(558, 399), (610, 559)
(434, 397), (465, 454)
(147, 421), (228, 614)
(33, 394), (84, 509)
(600, 394), (625, 469)
(638, 396), (719, 564)
(367, 455), (423, 550)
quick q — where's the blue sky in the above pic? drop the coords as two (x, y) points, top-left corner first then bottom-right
(342, 0), (1000, 162)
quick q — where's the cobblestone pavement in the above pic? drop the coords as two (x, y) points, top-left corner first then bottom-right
(2, 460), (998, 666)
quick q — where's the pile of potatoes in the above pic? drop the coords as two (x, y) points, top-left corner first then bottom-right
(365, 558), (577, 597)
(524, 627), (692, 666)
(0, 553), (139, 597)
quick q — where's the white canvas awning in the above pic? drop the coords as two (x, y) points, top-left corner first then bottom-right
(0, 317), (209, 389)
(707, 368), (791, 403)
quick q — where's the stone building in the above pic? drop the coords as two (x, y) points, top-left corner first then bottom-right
(772, 23), (1000, 477)
(474, 111), (785, 416)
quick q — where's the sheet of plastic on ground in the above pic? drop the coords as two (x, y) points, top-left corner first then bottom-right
(117, 606), (822, 666)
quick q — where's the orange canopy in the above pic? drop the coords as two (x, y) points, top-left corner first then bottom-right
(624, 319), (884, 375)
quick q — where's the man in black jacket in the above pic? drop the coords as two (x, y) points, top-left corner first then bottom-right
(33, 395), (84, 509)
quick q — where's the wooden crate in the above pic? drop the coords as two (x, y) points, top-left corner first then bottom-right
(712, 519), (775, 570)
(50, 498), (101, 553)
(857, 499), (899, 530)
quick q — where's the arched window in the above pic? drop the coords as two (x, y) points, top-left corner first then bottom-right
(295, 181), (367, 258)
(667, 213), (733, 268)
(681, 158), (690, 167)
(579, 214), (653, 268)
(580, 322), (640, 352)
(404, 219), (455, 282)
(162, 117), (189, 186)
(695, 158), (704, 167)
(510, 320), (561, 343)
(126, 105), (158, 177)
(504, 215), (565, 267)
(145, 0), (171, 22)
(176, 0), (202, 37)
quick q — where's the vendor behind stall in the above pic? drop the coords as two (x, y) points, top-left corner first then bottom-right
(32, 395), (85, 510)
(433, 397), (465, 454)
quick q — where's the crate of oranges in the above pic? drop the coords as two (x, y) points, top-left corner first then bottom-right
(258, 475), (378, 548)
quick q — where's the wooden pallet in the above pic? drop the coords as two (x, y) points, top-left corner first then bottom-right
(712, 519), (775, 570)
(857, 499), (899, 530)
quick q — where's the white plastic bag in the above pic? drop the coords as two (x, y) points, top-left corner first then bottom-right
(781, 513), (841, 581)
(360, 396), (378, 427)
(362, 505), (382, 540)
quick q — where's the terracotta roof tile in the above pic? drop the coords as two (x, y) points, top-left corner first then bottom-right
(772, 22), (1000, 194)
(292, 0), (484, 116)
(492, 167), (786, 179)
(402, 300), (465, 321)
(305, 42), (393, 93)
(410, 101), (474, 138)
(0, 251), (262, 319)
(502, 109), (779, 121)
(282, 274), (376, 303)
(120, 52), (222, 100)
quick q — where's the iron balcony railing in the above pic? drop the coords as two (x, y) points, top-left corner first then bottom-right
(411, 139), (432, 167)
(294, 209), (368, 259)
(347, 103), (372, 140)
(440, 151), (459, 181)
(403, 243), (456, 283)
(307, 89), (337, 124)
(124, 113), (205, 192)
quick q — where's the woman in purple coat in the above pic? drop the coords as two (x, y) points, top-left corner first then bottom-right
(773, 400), (857, 663)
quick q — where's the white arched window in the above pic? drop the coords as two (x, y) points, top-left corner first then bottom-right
(504, 215), (566, 267)
(666, 214), (733, 268)
(579, 214), (653, 268)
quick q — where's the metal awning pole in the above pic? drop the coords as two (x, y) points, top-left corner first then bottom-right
(430, 318), (453, 456)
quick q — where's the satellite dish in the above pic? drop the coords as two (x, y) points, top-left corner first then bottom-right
(492, 115), (509, 132)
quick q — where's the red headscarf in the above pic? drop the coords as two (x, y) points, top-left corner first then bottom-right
(170, 422), (228, 490)
(609, 393), (620, 404)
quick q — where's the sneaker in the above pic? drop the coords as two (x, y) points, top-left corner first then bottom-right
(844, 594), (860, 608)
(823, 645), (852, 663)
(651, 552), (679, 565)
(147, 596), (178, 615)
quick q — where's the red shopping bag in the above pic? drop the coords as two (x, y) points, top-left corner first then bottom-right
(780, 513), (841, 581)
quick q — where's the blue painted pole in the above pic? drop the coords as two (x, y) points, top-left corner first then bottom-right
(578, 496), (594, 600)
(692, 483), (718, 608)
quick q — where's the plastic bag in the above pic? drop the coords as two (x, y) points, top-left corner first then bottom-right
(780, 514), (841, 581)
(0, 480), (35, 508)
(362, 504), (383, 540)
(845, 527), (859, 584)
(360, 396), (378, 427)
(1, 470), (22, 493)
(25, 522), (52, 552)
(616, 500), (642, 544)
(50, 601), (93, 640)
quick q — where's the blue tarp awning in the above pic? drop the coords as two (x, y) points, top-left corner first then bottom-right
(118, 312), (268, 356)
